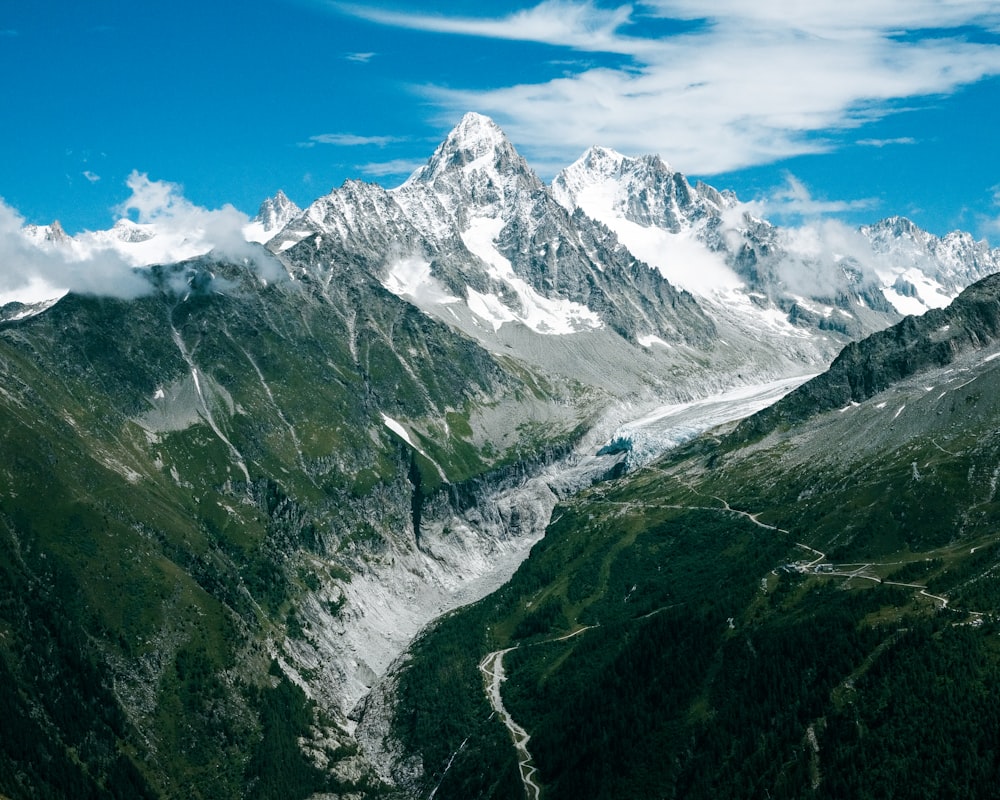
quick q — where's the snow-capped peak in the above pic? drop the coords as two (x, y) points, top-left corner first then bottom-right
(111, 218), (156, 243)
(399, 113), (539, 200)
(447, 111), (509, 155)
(562, 145), (668, 185)
(22, 220), (71, 246)
(552, 146), (723, 236)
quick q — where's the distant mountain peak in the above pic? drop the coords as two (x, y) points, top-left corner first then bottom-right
(23, 220), (71, 245)
(47, 220), (69, 242)
(111, 218), (155, 243)
(244, 190), (301, 243)
(553, 145), (721, 235)
(255, 190), (300, 228)
(573, 145), (673, 178)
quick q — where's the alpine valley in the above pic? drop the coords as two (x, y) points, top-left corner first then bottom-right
(3, 113), (1000, 799)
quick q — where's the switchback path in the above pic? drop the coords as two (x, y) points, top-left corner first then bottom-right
(479, 626), (595, 800)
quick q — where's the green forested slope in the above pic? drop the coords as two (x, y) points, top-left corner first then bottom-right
(389, 301), (1000, 799)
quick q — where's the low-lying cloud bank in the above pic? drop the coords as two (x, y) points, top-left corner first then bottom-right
(0, 172), (281, 306)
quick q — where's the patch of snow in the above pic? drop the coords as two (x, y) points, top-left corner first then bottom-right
(570, 181), (743, 297)
(1, 292), (66, 318)
(637, 334), (672, 348)
(792, 296), (834, 317)
(466, 288), (517, 332)
(879, 268), (953, 316)
(381, 414), (416, 449)
(461, 216), (603, 335)
(381, 256), (459, 305)
(381, 414), (448, 482)
(881, 288), (929, 317)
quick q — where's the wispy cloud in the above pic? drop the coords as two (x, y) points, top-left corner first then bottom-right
(0, 29), (17, 37)
(338, 1), (1000, 175)
(345, 51), (376, 63)
(357, 158), (426, 178)
(83, 170), (101, 183)
(856, 137), (917, 148)
(776, 219), (886, 298)
(337, 0), (640, 53)
(302, 133), (403, 148)
(767, 174), (877, 218)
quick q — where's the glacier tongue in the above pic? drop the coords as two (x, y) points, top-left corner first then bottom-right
(353, 372), (818, 781)
(609, 374), (814, 467)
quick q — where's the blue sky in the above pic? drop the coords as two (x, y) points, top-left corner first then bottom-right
(3, 0), (1000, 239)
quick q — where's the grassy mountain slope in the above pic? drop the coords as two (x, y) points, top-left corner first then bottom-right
(0, 253), (597, 799)
(384, 274), (1000, 799)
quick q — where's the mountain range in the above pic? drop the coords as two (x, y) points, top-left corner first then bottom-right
(2, 112), (1000, 799)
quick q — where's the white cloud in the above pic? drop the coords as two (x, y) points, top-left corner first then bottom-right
(769, 217), (889, 299)
(345, 51), (376, 62)
(0, 199), (148, 304)
(642, 1), (1000, 36)
(304, 133), (403, 147)
(857, 137), (918, 148)
(0, 174), (275, 306)
(340, 1), (1000, 175)
(83, 170), (101, 183)
(117, 170), (254, 260)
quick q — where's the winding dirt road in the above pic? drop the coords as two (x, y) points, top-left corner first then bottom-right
(479, 626), (595, 799)
(479, 648), (540, 800)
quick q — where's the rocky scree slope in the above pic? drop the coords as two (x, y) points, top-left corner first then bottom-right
(733, 271), (1000, 440)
